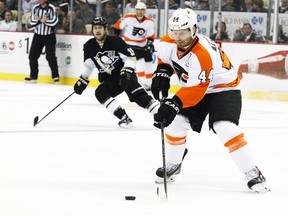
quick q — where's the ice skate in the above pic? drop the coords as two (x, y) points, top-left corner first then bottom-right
(53, 77), (59, 84)
(155, 148), (188, 184)
(24, 77), (37, 84)
(245, 166), (270, 193)
(118, 114), (133, 129)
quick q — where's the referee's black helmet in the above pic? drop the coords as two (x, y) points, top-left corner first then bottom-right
(92, 17), (107, 27)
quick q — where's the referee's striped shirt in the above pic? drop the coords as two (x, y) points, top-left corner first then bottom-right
(30, 3), (58, 35)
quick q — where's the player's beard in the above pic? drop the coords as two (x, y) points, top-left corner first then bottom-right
(176, 37), (193, 51)
(95, 33), (106, 42)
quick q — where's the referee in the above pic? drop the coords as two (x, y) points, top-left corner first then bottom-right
(25, 0), (60, 84)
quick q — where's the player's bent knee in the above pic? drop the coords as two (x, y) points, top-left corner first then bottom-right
(95, 85), (112, 104)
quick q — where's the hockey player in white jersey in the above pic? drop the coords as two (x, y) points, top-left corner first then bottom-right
(73, 17), (159, 128)
(114, 2), (155, 91)
(152, 8), (270, 193)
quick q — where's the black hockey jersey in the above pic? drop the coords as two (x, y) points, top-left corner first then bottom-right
(83, 36), (135, 82)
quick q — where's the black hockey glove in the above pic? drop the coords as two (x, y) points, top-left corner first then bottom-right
(145, 39), (155, 54)
(119, 67), (137, 89)
(154, 97), (182, 128)
(151, 68), (172, 100)
(74, 75), (90, 95)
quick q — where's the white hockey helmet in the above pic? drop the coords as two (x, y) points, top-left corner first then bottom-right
(135, 2), (147, 10)
(168, 8), (198, 39)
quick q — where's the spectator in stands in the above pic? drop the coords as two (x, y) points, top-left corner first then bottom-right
(197, 0), (210, 10)
(54, 4), (65, 33)
(61, 10), (87, 34)
(169, 0), (179, 9)
(125, 0), (137, 13)
(0, 0), (7, 20)
(210, 21), (230, 41)
(232, 0), (242, 11)
(49, 0), (63, 4)
(222, 0), (236, 11)
(101, 1), (120, 35)
(239, 0), (253, 12)
(279, 0), (288, 13)
(22, 0), (38, 14)
(146, 0), (158, 9)
(252, 0), (268, 12)
(6, 0), (17, 10)
(0, 10), (17, 31)
(184, 0), (209, 10)
(75, 0), (95, 25)
(267, 24), (288, 43)
(276, 25), (288, 43)
(233, 23), (264, 42)
(58, 0), (69, 15)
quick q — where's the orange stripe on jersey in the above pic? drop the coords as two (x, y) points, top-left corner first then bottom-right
(160, 34), (175, 43)
(212, 76), (240, 89)
(124, 36), (147, 43)
(114, 18), (122, 30)
(175, 43), (213, 108)
(165, 133), (186, 145)
(124, 14), (137, 19)
(156, 34), (175, 67)
(114, 14), (136, 30)
(176, 85), (208, 108)
(147, 34), (155, 40)
(144, 16), (155, 22)
(224, 133), (248, 153)
(157, 58), (174, 72)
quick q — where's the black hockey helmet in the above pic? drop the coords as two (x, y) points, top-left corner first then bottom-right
(92, 16), (107, 27)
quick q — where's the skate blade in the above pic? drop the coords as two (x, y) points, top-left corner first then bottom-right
(251, 182), (271, 193)
(119, 123), (134, 129)
(155, 175), (176, 184)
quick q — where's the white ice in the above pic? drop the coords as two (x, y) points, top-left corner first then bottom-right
(1, 80), (288, 216)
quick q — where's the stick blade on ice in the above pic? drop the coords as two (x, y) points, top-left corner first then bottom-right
(157, 185), (167, 200)
(33, 116), (39, 127)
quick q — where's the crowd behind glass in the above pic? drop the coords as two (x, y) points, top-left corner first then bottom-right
(0, 0), (288, 43)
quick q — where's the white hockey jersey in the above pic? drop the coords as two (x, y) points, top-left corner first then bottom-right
(114, 14), (155, 47)
(157, 34), (241, 108)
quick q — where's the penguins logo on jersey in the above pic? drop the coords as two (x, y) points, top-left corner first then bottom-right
(95, 51), (119, 74)
(132, 27), (145, 36)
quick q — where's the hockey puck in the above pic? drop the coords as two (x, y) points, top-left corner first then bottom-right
(125, 196), (136, 201)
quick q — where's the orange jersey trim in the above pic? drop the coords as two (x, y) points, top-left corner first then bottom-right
(114, 18), (122, 30)
(212, 76), (241, 89)
(160, 34), (175, 43)
(175, 42), (213, 108)
(123, 35), (155, 43)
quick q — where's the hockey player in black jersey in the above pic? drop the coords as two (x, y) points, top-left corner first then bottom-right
(74, 16), (159, 128)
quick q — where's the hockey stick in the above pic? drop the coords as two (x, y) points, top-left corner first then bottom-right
(130, 45), (157, 53)
(156, 91), (168, 200)
(33, 92), (75, 127)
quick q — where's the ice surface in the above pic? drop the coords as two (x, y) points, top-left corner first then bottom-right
(0, 80), (288, 216)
